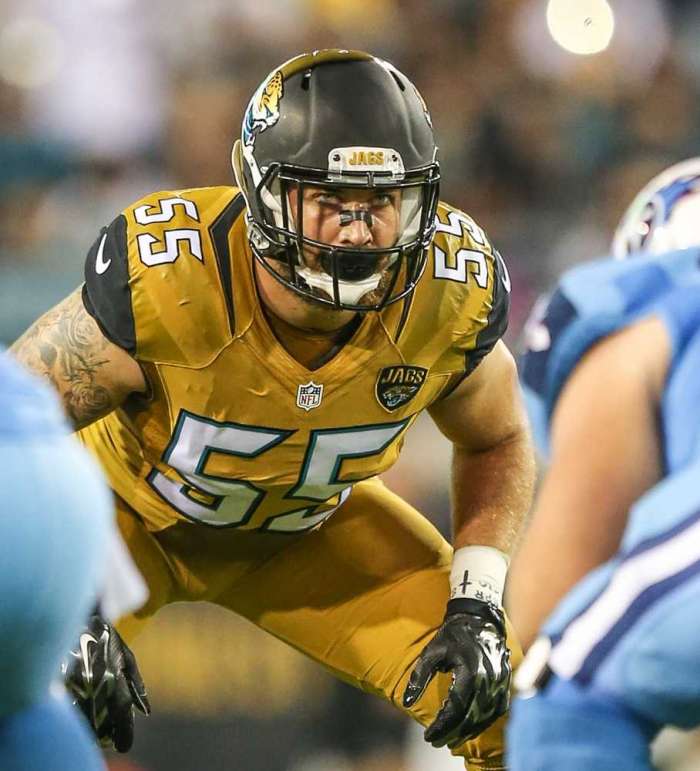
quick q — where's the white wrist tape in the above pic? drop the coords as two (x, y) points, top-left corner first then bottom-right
(449, 545), (509, 607)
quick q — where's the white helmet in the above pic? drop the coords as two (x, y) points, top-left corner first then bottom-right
(612, 158), (700, 258)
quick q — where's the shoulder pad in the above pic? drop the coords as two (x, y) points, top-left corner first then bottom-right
(403, 202), (510, 375)
(83, 187), (246, 365)
(520, 247), (700, 455)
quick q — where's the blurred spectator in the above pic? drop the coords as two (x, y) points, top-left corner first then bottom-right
(24, 0), (166, 161)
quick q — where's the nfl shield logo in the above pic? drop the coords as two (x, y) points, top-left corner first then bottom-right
(296, 381), (324, 411)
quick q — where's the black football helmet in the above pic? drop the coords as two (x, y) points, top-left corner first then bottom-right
(232, 49), (440, 311)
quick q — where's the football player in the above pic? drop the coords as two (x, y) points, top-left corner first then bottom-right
(507, 158), (700, 769)
(11, 50), (535, 769)
(0, 351), (111, 771)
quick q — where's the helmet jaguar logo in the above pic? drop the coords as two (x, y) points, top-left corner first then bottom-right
(243, 70), (284, 147)
(259, 71), (283, 114)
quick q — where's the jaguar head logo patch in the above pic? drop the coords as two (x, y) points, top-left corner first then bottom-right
(375, 365), (428, 412)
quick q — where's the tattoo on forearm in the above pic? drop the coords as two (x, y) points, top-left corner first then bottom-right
(11, 289), (115, 428)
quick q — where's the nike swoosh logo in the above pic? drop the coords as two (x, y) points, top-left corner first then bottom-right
(95, 233), (111, 275)
(79, 632), (97, 680)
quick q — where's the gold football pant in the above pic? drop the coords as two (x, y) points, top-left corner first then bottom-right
(115, 477), (520, 770)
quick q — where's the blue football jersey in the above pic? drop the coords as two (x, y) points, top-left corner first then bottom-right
(0, 352), (113, 770)
(520, 247), (700, 463)
(518, 247), (700, 728)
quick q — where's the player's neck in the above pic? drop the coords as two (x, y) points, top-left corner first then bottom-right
(253, 259), (358, 333)
(264, 307), (362, 370)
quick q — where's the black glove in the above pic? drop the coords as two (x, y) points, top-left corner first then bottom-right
(402, 598), (511, 749)
(63, 614), (150, 752)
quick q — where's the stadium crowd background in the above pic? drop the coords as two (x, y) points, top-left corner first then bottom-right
(1, 0), (699, 768)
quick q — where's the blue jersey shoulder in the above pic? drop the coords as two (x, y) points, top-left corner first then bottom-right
(0, 351), (69, 439)
(520, 247), (700, 457)
(658, 288), (700, 472)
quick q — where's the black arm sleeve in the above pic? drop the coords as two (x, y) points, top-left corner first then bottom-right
(82, 214), (136, 354)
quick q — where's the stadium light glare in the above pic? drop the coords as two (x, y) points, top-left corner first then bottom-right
(546, 0), (615, 55)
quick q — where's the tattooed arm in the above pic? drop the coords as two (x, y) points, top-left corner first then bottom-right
(11, 287), (146, 429)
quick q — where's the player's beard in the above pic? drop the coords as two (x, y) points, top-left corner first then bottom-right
(353, 259), (407, 308)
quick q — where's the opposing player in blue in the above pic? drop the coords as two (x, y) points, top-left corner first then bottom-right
(506, 158), (700, 770)
(0, 350), (115, 771)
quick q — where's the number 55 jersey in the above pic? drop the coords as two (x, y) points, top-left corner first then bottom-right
(76, 184), (516, 770)
(78, 185), (510, 537)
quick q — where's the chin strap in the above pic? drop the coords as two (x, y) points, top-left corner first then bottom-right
(295, 265), (383, 305)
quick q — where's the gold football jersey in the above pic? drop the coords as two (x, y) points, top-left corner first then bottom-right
(79, 186), (510, 534)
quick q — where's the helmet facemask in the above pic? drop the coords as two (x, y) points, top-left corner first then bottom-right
(236, 144), (439, 311)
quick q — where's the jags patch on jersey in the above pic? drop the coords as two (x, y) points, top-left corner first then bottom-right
(375, 365), (428, 411)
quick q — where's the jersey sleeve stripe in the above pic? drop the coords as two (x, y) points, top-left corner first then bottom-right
(466, 249), (510, 373)
(209, 193), (246, 336)
(550, 512), (700, 684)
(434, 250), (511, 401)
